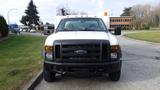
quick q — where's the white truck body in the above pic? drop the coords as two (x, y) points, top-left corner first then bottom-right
(43, 16), (122, 82)
(45, 31), (118, 46)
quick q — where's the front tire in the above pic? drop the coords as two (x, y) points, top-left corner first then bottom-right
(109, 70), (121, 81)
(43, 65), (56, 82)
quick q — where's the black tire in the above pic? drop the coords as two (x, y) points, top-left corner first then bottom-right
(109, 70), (121, 81)
(43, 68), (56, 82)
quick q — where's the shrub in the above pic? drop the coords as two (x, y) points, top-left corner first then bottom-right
(0, 15), (9, 38)
(140, 24), (150, 30)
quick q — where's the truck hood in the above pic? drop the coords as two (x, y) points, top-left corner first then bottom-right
(45, 31), (118, 46)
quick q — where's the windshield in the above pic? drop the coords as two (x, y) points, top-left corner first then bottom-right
(57, 18), (107, 31)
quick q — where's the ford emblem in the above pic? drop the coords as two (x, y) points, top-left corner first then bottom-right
(74, 50), (87, 55)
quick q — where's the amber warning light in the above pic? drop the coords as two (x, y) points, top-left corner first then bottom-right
(104, 12), (108, 16)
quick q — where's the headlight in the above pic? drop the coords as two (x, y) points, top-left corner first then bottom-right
(111, 45), (120, 52)
(44, 46), (53, 60)
(111, 53), (117, 59)
(111, 45), (121, 59)
(45, 53), (53, 60)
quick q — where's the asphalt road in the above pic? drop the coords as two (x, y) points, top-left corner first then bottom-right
(35, 36), (160, 90)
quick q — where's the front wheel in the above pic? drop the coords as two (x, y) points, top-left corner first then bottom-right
(43, 65), (56, 82)
(109, 70), (121, 81)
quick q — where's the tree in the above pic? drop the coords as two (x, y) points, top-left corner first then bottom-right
(56, 6), (70, 16)
(20, 0), (40, 26)
(121, 7), (132, 16)
(128, 3), (160, 29)
(60, 8), (69, 16)
(131, 4), (152, 29)
(153, 4), (160, 27)
(20, 15), (29, 25)
(56, 6), (86, 16)
(0, 15), (9, 38)
(56, 6), (75, 16)
(152, 14), (159, 27)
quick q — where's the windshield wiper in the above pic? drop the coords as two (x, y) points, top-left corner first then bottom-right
(82, 28), (105, 31)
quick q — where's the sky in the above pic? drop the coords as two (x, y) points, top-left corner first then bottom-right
(0, 0), (159, 25)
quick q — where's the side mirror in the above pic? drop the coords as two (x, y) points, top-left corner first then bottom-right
(108, 28), (114, 34)
(52, 26), (55, 33)
(114, 27), (121, 35)
(108, 28), (112, 32)
(51, 25), (55, 33)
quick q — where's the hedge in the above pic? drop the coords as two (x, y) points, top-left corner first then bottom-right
(0, 15), (9, 38)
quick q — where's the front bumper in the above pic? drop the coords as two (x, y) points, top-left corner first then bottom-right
(44, 60), (122, 74)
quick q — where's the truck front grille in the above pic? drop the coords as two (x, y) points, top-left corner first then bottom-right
(54, 40), (110, 63)
(62, 44), (100, 60)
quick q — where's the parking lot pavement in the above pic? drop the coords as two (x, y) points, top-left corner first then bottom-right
(35, 36), (160, 90)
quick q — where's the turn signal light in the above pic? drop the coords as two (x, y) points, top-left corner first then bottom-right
(44, 46), (53, 53)
(111, 45), (120, 52)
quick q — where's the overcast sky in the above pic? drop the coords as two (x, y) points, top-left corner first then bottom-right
(0, 0), (159, 25)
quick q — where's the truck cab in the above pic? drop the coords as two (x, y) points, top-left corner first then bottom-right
(43, 16), (122, 82)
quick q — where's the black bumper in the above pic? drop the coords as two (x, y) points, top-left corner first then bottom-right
(44, 60), (122, 74)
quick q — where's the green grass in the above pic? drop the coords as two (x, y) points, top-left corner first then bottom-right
(125, 31), (160, 43)
(0, 35), (46, 90)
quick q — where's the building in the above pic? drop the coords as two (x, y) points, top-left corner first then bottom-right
(110, 16), (133, 30)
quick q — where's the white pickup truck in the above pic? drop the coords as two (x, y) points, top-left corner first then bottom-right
(43, 16), (122, 82)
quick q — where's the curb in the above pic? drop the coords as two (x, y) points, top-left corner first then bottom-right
(23, 71), (43, 90)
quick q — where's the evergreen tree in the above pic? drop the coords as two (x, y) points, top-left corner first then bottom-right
(121, 7), (132, 16)
(20, 0), (40, 26)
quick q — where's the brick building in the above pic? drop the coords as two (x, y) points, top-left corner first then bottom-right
(110, 16), (133, 30)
